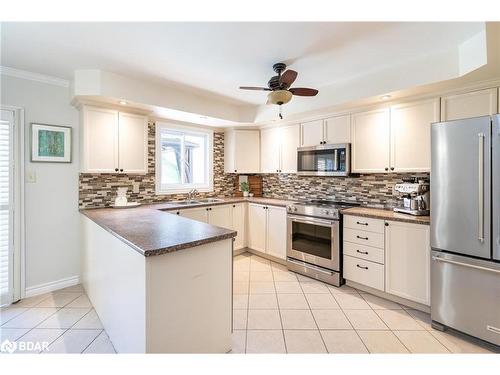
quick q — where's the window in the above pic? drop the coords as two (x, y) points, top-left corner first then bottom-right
(155, 123), (213, 194)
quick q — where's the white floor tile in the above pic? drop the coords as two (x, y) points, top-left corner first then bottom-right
(305, 294), (340, 309)
(229, 330), (246, 353)
(321, 330), (368, 353)
(232, 309), (247, 330)
(274, 281), (302, 294)
(44, 329), (102, 354)
(375, 309), (425, 330)
(250, 271), (274, 282)
(66, 295), (92, 309)
(11, 293), (51, 308)
(272, 270), (298, 282)
(35, 293), (82, 308)
(1, 308), (59, 329)
(247, 309), (281, 329)
(249, 281), (275, 294)
(15, 329), (66, 353)
(333, 293), (371, 310)
(300, 282), (330, 294)
(72, 309), (104, 330)
(328, 285), (359, 295)
(284, 330), (327, 353)
(394, 330), (449, 353)
(233, 281), (249, 294)
(248, 294), (278, 309)
(83, 331), (116, 353)
(0, 307), (29, 325)
(343, 309), (388, 330)
(280, 309), (317, 330)
(0, 328), (30, 341)
(37, 308), (91, 329)
(360, 293), (402, 310)
(277, 294), (309, 309)
(233, 271), (250, 282)
(404, 309), (432, 330)
(246, 330), (286, 353)
(357, 330), (409, 353)
(233, 294), (248, 309)
(430, 330), (493, 353)
(311, 310), (352, 330)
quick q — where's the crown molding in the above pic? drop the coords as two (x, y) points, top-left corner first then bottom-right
(0, 66), (70, 88)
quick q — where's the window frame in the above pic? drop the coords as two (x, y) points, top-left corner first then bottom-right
(155, 122), (213, 195)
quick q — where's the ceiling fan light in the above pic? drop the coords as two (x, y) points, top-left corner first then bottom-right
(267, 90), (293, 105)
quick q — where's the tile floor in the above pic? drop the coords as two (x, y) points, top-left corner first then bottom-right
(1, 252), (494, 354)
(230, 252), (495, 354)
(0, 284), (115, 354)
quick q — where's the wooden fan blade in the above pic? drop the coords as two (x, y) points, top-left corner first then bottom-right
(279, 70), (298, 88)
(239, 86), (271, 91)
(289, 87), (318, 96)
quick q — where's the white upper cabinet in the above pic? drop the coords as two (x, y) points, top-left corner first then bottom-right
(118, 112), (148, 174)
(351, 108), (391, 173)
(441, 88), (498, 121)
(390, 98), (439, 173)
(81, 106), (148, 174)
(300, 119), (324, 146)
(224, 130), (260, 173)
(260, 127), (281, 173)
(324, 114), (351, 144)
(81, 106), (119, 173)
(280, 124), (300, 173)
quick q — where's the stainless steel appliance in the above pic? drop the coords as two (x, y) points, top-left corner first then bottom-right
(431, 115), (500, 348)
(297, 143), (350, 176)
(286, 199), (360, 286)
(393, 177), (430, 216)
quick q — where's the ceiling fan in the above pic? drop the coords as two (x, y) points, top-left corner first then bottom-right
(239, 63), (319, 119)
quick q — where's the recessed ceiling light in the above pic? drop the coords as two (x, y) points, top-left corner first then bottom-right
(381, 95), (391, 101)
(119, 100), (127, 105)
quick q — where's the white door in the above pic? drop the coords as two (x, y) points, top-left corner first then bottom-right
(208, 205), (232, 229)
(265, 206), (287, 260)
(82, 106), (119, 173)
(260, 127), (281, 173)
(385, 221), (431, 305)
(390, 98), (439, 172)
(118, 112), (148, 174)
(231, 203), (246, 251)
(351, 108), (390, 173)
(0, 110), (14, 306)
(248, 203), (267, 253)
(324, 114), (351, 144)
(280, 124), (300, 173)
(440, 88), (498, 121)
(300, 120), (324, 146)
(179, 207), (209, 223)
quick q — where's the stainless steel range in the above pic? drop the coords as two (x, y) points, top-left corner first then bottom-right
(286, 199), (360, 286)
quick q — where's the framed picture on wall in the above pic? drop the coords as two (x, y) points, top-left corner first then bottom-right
(31, 123), (72, 163)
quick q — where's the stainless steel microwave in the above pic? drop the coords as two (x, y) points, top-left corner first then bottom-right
(297, 143), (350, 176)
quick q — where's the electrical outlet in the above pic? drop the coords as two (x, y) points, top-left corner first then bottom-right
(26, 170), (37, 183)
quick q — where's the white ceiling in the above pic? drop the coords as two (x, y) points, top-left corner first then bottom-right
(0, 22), (485, 108)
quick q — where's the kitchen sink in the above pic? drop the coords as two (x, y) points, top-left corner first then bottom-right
(197, 198), (223, 203)
(172, 198), (224, 205)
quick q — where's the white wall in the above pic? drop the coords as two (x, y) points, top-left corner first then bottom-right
(0, 74), (80, 292)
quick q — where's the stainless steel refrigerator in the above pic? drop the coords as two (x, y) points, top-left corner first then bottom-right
(431, 114), (500, 347)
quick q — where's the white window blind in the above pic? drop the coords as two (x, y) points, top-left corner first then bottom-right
(0, 110), (13, 305)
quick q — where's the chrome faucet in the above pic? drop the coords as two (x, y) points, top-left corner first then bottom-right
(187, 189), (199, 201)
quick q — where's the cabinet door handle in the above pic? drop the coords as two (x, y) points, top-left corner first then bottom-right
(234, 169), (237, 173)
(356, 250), (369, 255)
(356, 235), (369, 240)
(119, 169), (123, 172)
(176, 211), (180, 215)
(390, 167), (394, 171)
(115, 168), (119, 172)
(385, 167), (389, 171)
(356, 264), (368, 270)
(233, 205), (235, 208)
(356, 221), (368, 226)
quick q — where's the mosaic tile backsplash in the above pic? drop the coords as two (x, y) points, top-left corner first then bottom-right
(79, 121), (428, 209)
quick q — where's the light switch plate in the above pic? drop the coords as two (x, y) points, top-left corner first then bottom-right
(26, 170), (37, 183)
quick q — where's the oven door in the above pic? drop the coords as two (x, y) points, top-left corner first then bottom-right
(287, 215), (339, 271)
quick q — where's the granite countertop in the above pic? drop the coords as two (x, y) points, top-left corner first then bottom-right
(341, 206), (430, 225)
(80, 197), (296, 257)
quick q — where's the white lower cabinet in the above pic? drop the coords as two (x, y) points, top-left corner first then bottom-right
(343, 215), (431, 305)
(208, 205), (232, 229)
(179, 207), (209, 223)
(248, 203), (287, 260)
(231, 203), (246, 251)
(385, 220), (430, 305)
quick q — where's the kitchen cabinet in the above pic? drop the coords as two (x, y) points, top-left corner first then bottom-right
(260, 124), (300, 173)
(179, 207), (208, 223)
(208, 205), (232, 229)
(231, 203), (246, 251)
(385, 220), (430, 305)
(440, 88), (498, 121)
(248, 203), (287, 260)
(351, 108), (390, 173)
(80, 105), (148, 174)
(224, 129), (260, 173)
(300, 115), (350, 147)
(390, 98), (440, 172)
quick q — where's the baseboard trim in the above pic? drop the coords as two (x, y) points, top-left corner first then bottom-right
(25, 275), (80, 298)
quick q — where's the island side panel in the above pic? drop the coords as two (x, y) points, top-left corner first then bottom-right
(146, 238), (233, 353)
(81, 215), (147, 353)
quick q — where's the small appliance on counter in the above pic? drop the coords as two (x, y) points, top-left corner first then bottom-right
(393, 177), (430, 216)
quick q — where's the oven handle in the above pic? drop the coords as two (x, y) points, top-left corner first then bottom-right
(287, 215), (335, 227)
(287, 258), (335, 275)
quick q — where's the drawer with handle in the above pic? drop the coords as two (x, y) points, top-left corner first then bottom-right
(343, 255), (385, 291)
(343, 241), (385, 264)
(344, 215), (384, 234)
(343, 228), (384, 249)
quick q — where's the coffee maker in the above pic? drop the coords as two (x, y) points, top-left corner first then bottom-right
(393, 177), (430, 216)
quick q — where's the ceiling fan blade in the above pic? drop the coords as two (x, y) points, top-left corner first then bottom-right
(239, 86), (271, 91)
(289, 87), (319, 96)
(279, 70), (298, 89)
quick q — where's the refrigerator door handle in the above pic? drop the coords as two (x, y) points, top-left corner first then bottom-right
(432, 255), (500, 274)
(478, 132), (485, 243)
